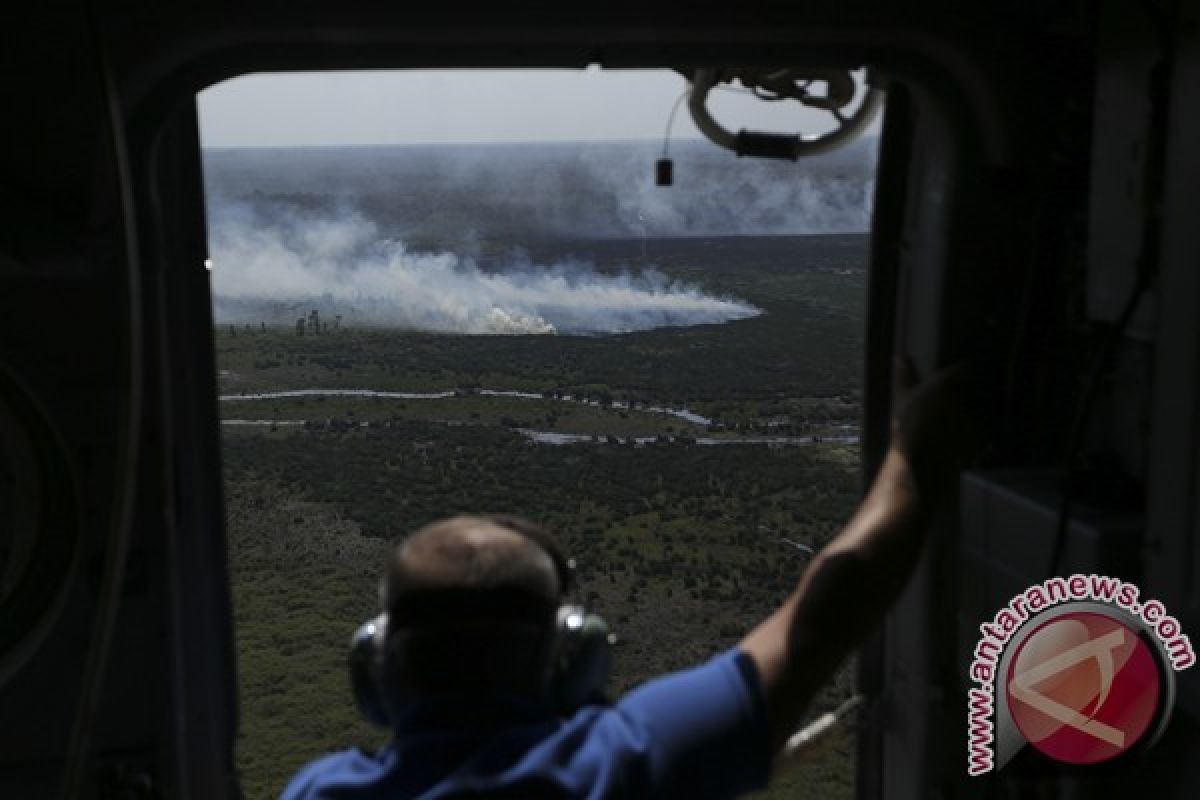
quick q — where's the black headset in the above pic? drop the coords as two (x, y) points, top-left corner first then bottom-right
(348, 518), (614, 727)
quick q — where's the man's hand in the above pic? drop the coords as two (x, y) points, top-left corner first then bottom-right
(740, 357), (979, 755)
(890, 358), (979, 498)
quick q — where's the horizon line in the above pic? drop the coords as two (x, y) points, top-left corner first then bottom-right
(200, 134), (879, 151)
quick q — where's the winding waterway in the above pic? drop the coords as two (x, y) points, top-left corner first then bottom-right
(514, 430), (859, 447)
(219, 387), (712, 425)
(217, 387), (859, 447)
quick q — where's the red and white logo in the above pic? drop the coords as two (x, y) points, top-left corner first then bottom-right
(966, 575), (1192, 775)
(1005, 611), (1161, 765)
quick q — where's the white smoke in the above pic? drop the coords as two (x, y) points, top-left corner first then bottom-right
(202, 139), (877, 241)
(208, 205), (762, 334)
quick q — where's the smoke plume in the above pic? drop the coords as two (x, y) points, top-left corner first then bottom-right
(208, 204), (761, 334)
(203, 139), (877, 333)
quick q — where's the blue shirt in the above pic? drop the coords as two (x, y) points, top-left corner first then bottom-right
(281, 648), (772, 799)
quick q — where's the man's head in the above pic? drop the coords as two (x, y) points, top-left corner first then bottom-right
(379, 515), (566, 703)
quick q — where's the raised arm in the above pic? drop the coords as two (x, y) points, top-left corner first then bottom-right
(739, 361), (975, 751)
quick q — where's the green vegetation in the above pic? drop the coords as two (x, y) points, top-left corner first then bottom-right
(222, 234), (867, 799)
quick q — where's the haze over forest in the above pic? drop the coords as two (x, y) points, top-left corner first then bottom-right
(202, 138), (877, 334)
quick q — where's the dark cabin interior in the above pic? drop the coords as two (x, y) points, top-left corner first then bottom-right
(1, 1), (1199, 797)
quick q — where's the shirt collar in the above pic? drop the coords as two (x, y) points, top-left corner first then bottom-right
(389, 693), (555, 742)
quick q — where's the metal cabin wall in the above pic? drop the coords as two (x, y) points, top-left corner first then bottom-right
(0, 6), (170, 800)
(1146, 0), (1200, 715)
(12, 2), (1196, 798)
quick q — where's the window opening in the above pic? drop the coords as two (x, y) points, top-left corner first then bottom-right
(199, 68), (879, 799)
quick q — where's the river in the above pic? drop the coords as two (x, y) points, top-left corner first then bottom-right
(217, 387), (858, 447)
(219, 418), (858, 447)
(219, 386), (713, 425)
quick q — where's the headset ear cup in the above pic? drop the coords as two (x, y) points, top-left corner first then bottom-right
(348, 614), (391, 728)
(549, 606), (614, 714)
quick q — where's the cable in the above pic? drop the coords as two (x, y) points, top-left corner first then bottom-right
(659, 81), (758, 161)
(1046, 0), (1174, 578)
(1046, 268), (1154, 577)
(660, 89), (689, 159)
(59, 3), (144, 797)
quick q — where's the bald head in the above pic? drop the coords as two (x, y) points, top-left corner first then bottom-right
(379, 515), (564, 702)
(385, 515), (561, 612)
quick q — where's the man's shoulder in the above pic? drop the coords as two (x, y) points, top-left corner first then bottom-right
(281, 746), (386, 800)
(279, 649), (767, 799)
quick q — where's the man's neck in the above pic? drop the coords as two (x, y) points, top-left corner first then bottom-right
(390, 692), (555, 739)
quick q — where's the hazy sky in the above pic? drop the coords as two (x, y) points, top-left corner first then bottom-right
(198, 69), (876, 148)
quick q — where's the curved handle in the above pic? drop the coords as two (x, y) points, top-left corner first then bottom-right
(688, 68), (884, 161)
